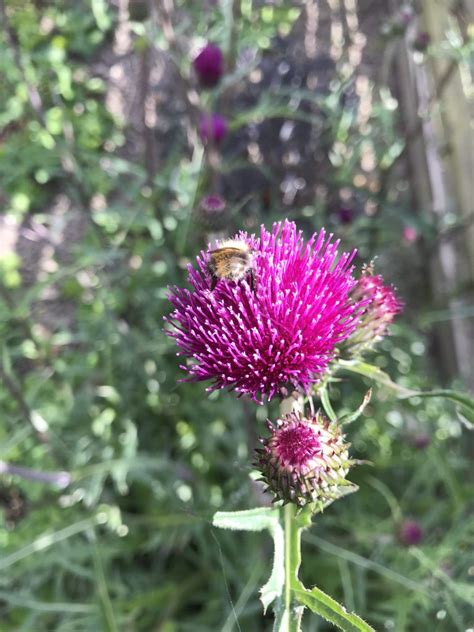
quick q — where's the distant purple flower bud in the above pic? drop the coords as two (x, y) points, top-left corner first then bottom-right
(398, 6), (414, 26)
(199, 113), (228, 144)
(344, 266), (403, 354)
(166, 220), (363, 402)
(198, 194), (227, 227)
(412, 433), (430, 450)
(256, 411), (353, 508)
(200, 194), (226, 214)
(412, 31), (430, 52)
(193, 43), (224, 88)
(403, 226), (418, 243)
(336, 206), (354, 225)
(399, 520), (423, 546)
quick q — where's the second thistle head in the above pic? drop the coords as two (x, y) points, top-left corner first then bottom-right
(255, 411), (354, 509)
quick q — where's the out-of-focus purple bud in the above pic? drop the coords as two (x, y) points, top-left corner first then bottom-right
(336, 206), (354, 225)
(412, 433), (430, 450)
(403, 226), (418, 243)
(198, 194), (227, 227)
(199, 113), (228, 145)
(412, 31), (430, 52)
(399, 520), (423, 546)
(200, 194), (226, 215)
(193, 43), (224, 88)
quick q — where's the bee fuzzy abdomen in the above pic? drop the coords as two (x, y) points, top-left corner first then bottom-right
(207, 241), (254, 289)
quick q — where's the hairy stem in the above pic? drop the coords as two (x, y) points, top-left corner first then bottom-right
(281, 503), (304, 631)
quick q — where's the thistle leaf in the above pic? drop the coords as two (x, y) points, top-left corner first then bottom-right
(294, 585), (375, 632)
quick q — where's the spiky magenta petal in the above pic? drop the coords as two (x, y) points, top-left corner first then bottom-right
(166, 220), (363, 401)
(272, 422), (322, 468)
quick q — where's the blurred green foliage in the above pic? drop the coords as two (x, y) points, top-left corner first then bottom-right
(0, 1), (473, 631)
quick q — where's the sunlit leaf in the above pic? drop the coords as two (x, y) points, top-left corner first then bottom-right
(294, 585), (375, 632)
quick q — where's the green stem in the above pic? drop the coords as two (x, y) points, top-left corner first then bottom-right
(282, 503), (304, 631)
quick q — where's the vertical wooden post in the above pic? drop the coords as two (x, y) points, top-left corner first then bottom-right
(395, 0), (474, 388)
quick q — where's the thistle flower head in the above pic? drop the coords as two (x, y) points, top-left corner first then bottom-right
(343, 264), (403, 354)
(199, 113), (228, 144)
(256, 412), (352, 507)
(193, 43), (224, 88)
(166, 220), (363, 402)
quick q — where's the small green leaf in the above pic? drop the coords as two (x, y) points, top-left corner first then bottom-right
(294, 585), (375, 632)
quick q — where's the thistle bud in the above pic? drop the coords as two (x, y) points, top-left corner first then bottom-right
(343, 265), (403, 355)
(412, 31), (430, 53)
(403, 226), (418, 243)
(255, 412), (353, 508)
(199, 194), (226, 215)
(199, 113), (228, 145)
(398, 520), (423, 546)
(193, 43), (224, 88)
(197, 194), (227, 228)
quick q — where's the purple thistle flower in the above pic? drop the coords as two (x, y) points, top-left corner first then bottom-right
(256, 411), (352, 507)
(193, 43), (224, 88)
(199, 113), (228, 144)
(399, 520), (423, 546)
(166, 220), (363, 402)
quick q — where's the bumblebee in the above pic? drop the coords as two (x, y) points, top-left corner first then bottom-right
(207, 239), (255, 290)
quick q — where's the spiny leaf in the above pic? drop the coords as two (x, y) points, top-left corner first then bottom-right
(294, 585), (375, 632)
